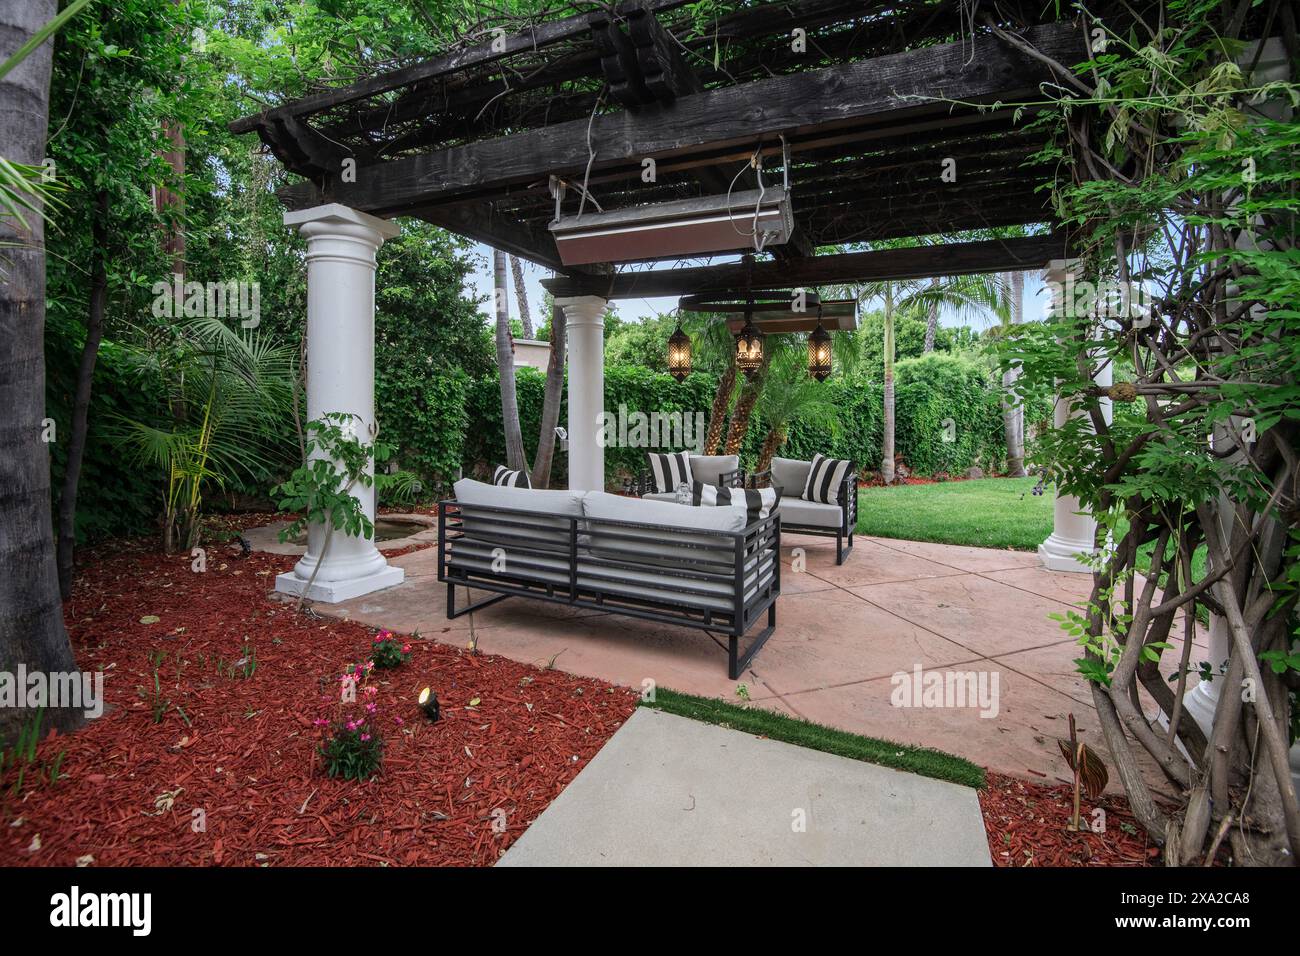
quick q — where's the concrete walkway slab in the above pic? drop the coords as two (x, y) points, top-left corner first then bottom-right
(498, 708), (991, 867)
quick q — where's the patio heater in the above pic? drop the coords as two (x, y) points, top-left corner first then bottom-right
(549, 189), (795, 265)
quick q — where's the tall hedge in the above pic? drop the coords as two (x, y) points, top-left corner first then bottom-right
(462, 365), (716, 486)
(45, 316), (161, 542)
(894, 353), (1006, 475)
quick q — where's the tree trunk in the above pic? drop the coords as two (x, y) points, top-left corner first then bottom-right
(530, 301), (566, 488)
(493, 249), (526, 471)
(756, 426), (786, 474)
(0, 0), (84, 741)
(704, 361), (735, 455)
(923, 277), (938, 353)
(56, 189), (109, 598)
(1002, 271), (1027, 477)
(723, 368), (764, 457)
(509, 254), (532, 338)
(881, 285), (896, 484)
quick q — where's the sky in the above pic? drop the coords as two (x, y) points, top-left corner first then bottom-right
(463, 242), (1053, 334)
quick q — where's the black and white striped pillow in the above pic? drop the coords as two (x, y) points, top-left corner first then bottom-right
(692, 481), (781, 523)
(647, 451), (693, 494)
(493, 465), (531, 488)
(801, 453), (851, 504)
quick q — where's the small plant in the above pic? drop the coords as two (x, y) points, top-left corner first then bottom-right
(315, 663), (384, 781)
(369, 630), (411, 669)
(1, 708), (67, 795)
(139, 650), (171, 724)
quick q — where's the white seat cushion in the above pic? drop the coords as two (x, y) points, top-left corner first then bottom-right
(777, 496), (843, 529)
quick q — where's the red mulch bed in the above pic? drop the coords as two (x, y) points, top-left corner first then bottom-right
(0, 538), (637, 867)
(979, 771), (1159, 866)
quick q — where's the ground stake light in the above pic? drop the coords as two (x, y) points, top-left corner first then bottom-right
(808, 311), (833, 382)
(417, 686), (440, 722)
(667, 323), (692, 382)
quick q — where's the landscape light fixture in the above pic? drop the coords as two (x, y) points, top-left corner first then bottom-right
(666, 321), (692, 382)
(808, 307), (833, 382)
(549, 187), (795, 266)
(417, 686), (440, 722)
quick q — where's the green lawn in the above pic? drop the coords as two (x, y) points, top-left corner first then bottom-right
(856, 477), (1049, 551)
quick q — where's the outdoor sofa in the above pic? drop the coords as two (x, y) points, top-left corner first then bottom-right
(636, 454), (857, 564)
(437, 479), (780, 678)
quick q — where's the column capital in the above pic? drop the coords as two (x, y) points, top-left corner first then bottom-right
(555, 295), (608, 327)
(284, 203), (399, 241)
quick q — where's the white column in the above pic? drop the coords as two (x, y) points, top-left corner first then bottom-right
(557, 295), (607, 492)
(1038, 258), (1113, 573)
(275, 204), (404, 603)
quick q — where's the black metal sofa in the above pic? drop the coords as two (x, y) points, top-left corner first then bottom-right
(437, 481), (780, 678)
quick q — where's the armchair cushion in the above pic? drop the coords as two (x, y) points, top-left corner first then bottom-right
(688, 454), (740, 487)
(802, 453), (853, 504)
(779, 497), (844, 529)
(646, 451), (693, 494)
(771, 456), (813, 496)
(492, 464), (531, 488)
(691, 480), (781, 522)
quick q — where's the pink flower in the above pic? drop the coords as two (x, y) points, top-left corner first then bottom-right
(401, 645), (411, 654)
(394, 717), (404, 726)
(360, 734), (371, 742)
(365, 702), (377, 714)
(313, 718), (328, 728)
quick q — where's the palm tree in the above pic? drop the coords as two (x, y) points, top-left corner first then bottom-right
(509, 254), (533, 338)
(849, 271), (1006, 483)
(681, 312), (739, 455)
(752, 347), (842, 473)
(0, 0), (92, 741)
(112, 316), (296, 551)
(492, 247), (526, 471)
(1000, 270), (1027, 476)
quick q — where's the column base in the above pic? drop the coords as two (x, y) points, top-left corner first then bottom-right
(1038, 533), (1095, 573)
(275, 564), (404, 603)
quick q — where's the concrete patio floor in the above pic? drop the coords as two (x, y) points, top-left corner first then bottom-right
(308, 532), (1199, 790)
(498, 708), (991, 866)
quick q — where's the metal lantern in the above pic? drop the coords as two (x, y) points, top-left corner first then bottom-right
(808, 313), (833, 382)
(734, 308), (764, 380)
(666, 323), (692, 382)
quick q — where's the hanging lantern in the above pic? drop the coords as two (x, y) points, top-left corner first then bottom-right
(666, 323), (692, 382)
(734, 307), (764, 380)
(808, 311), (833, 382)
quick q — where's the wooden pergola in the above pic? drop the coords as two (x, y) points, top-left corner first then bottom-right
(230, 1), (1103, 602)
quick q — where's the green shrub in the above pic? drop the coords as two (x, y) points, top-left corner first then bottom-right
(894, 353), (1004, 475)
(45, 316), (161, 542)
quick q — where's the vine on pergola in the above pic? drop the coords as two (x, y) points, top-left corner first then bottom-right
(1001, 0), (1299, 865)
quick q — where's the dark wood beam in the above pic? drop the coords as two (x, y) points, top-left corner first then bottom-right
(415, 201), (568, 271)
(230, 0), (693, 134)
(278, 22), (1085, 217)
(540, 234), (1069, 299)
